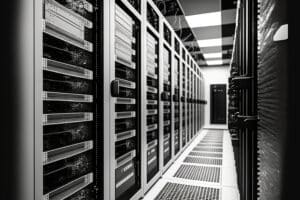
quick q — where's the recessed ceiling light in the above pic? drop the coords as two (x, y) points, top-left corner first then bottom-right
(197, 38), (222, 48)
(206, 60), (223, 65)
(186, 11), (222, 28)
(203, 53), (222, 59)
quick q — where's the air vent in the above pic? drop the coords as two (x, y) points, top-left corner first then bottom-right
(189, 151), (222, 158)
(197, 144), (223, 148)
(202, 138), (223, 142)
(174, 165), (221, 183)
(199, 140), (223, 144)
(154, 182), (220, 200)
(206, 130), (223, 135)
(193, 147), (223, 153)
(184, 156), (222, 166)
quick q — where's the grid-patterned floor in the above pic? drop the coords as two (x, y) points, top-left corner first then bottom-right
(144, 129), (240, 200)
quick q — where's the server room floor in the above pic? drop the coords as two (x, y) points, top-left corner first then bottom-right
(144, 129), (240, 200)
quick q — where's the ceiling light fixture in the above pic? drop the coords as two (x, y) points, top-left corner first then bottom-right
(206, 60), (223, 65)
(197, 38), (222, 48)
(186, 11), (222, 28)
(203, 53), (222, 59)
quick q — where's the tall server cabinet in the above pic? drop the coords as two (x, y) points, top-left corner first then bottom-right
(41, 0), (103, 199)
(110, 1), (142, 199)
(228, 0), (257, 200)
(162, 45), (172, 166)
(173, 50), (180, 155)
(186, 66), (190, 142)
(181, 58), (187, 147)
(188, 65), (193, 140)
(193, 69), (198, 136)
(145, 24), (159, 183)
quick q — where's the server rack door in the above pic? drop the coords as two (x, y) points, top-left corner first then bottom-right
(189, 67), (193, 139)
(210, 84), (227, 124)
(181, 62), (187, 147)
(195, 73), (197, 133)
(143, 1), (164, 192)
(201, 77), (205, 128)
(196, 74), (199, 132)
(111, 2), (142, 199)
(186, 67), (190, 142)
(198, 74), (201, 131)
(145, 30), (160, 183)
(162, 45), (172, 166)
(41, 1), (103, 200)
(173, 56), (180, 155)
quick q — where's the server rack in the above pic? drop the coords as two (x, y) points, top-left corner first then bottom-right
(200, 74), (205, 128)
(196, 69), (200, 132)
(28, 0), (104, 199)
(193, 68), (197, 137)
(110, 1), (142, 200)
(228, 0), (258, 200)
(189, 64), (193, 140)
(145, 17), (159, 185)
(173, 48), (180, 155)
(198, 72), (201, 130)
(181, 54), (187, 148)
(160, 21), (174, 173)
(162, 45), (172, 166)
(191, 63), (193, 138)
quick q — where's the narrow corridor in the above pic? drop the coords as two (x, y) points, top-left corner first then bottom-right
(144, 129), (239, 199)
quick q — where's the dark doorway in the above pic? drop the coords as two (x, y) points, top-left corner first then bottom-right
(210, 84), (227, 124)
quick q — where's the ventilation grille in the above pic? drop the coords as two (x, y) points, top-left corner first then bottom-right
(154, 182), (220, 200)
(202, 136), (223, 139)
(189, 151), (222, 158)
(193, 147), (223, 153)
(206, 130), (223, 135)
(184, 156), (222, 166)
(197, 143), (223, 148)
(200, 140), (223, 143)
(174, 165), (221, 183)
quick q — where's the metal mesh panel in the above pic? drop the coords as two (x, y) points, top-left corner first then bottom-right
(193, 147), (223, 153)
(174, 165), (221, 183)
(197, 143), (223, 148)
(189, 151), (223, 158)
(184, 156), (222, 165)
(154, 182), (220, 200)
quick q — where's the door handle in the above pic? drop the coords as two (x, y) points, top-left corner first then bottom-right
(111, 80), (120, 97)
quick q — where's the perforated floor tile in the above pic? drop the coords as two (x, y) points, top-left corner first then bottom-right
(189, 151), (223, 158)
(154, 182), (220, 200)
(201, 140), (223, 143)
(197, 144), (223, 148)
(193, 147), (223, 153)
(184, 156), (222, 165)
(174, 165), (221, 183)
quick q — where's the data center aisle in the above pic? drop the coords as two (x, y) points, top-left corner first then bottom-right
(144, 129), (239, 200)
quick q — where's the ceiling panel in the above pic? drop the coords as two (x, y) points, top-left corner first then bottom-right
(152, 0), (237, 67)
(179, 0), (221, 15)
